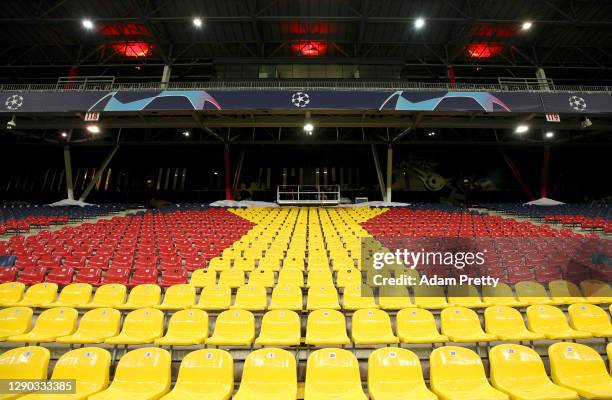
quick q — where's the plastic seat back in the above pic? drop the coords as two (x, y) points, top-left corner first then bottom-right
(158, 284), (195, 309)
(549, 342), (612, 393)
(248, 269), (275, 287)
(580, 279), (612, 302)
(87, 284), (126, 307)
(0, 346), (50, 379)
(50, 347), (111, 397)
(104, 348), (170, 396)
(278, 269), (303, 287)
(62, 308), (120, 341)
(19, 282), (58, 305)
(307, 268), (334, 287)
(516, 281), (553, 304)
(0, 306), (33, 338)
(121, 284), (161, 308)
(307, 285), (339, 310)
(208, 309), (255, 345)
(233, 284), (267, 310)
(218, 269), (244, 288)
(352, 308), (398, 344)
(568, 303), (612, 333)
(255, 309), (301, 346)
(120, 308), (164, 337)
(336, 268), (361, 287)
(20, 307), (78, 339)
(196, 284), (231, 310)
(166, 349), (233, 398)
(305, 348), (365, 399)
(270, 284), (303, 310)
(234, 348), (297, 399)
(430, 346), (489, 391)
(441, 306), (486, 336)
(549, 280), (585, 303)
(305, 309), (349, 345)
(413, 284), (449, 308)
(368, 348), (432, 397)
(490, 344), (553, 391)
(50, 283), (92, 306)
(397, 307), (444, 338)
(343, 285), (377, 310)
(159, 309), (208, 343)
(527, 304), (572, 332)
(484, 306), (533, 336)
(483, 282), (522, 306)
(0, 282), (25, 305)
(189, 269), (216, 288)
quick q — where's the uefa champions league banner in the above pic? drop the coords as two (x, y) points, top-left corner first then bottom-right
(2, 89), (611, 114)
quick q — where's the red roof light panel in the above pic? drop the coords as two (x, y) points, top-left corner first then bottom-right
(467, 43), (504, 59)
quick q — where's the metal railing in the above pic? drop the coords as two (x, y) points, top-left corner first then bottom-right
(277, 185), (341, 205)
(0, 78), (611, 94)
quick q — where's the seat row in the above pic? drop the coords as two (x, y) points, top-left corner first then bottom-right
(2, 302), (611, 346)
(3, 280), (611, 314)
(2, 343), (612, 400)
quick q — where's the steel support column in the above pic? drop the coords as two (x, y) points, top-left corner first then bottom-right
(447, 65), (456, 88)
(386, 145), (393, 202)
(79, 145), (119, 202)
(499, 150), (535, 200)
(540, 146), (551, 198)
(224, 144), (231, 200)
(371, 144), (386, 201)
(161, 64), (171, 89)
(63, 144), (74, 200)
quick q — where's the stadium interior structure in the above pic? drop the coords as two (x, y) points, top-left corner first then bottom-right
(0, 1), (611, 399)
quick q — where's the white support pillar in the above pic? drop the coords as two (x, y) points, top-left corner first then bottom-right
(535, 67), (550, 91)
(386, 145), (393, 203)
(161, 64), (172, 89)
(79, 145), (120, 202)
(63, 145), (74, 200)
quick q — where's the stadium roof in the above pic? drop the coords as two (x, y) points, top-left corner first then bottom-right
(1, 0), (612, 83)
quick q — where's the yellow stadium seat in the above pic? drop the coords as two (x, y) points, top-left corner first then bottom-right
(305, 348), (367, 400)
(307, 268), (334, 288)
(397, 308), (448, 343)
(20, 347), (111, 400)
(580, 280), (612, 304)
(248, 269), (275, 287)
(194, 284), (231, 310)
(0, 282), (25, 306)
(441, 306), (497, 342)
(255, 310), (301, 346)
(0, 346), (49, 400)
(269, 284), (303, 311)
(448, 285), (486, 308)
(482, 282), (526, 307)
(207, 309), (255, 346)
(16, 282), (57, 307)
(234, 348), (297, 400)
(0, 307), (32, 341)
(609, 343), (612, 370)
(378, 285), (414, 310)
(484, 306), (544, 341)
(189, 269), (217, 288)
(490, 344), (578, 400)
(352, 308), (398, 345)
(283, 258), (304, 270)
(306, 285), (340, 310)
(8, 307), (77, 342)
(82, 284), (126, 308)
(549, 342), (612, 400)
(516, 281), (557, 305)
(368, 347), (437, 400)
(116, 284), (161, 310)
(105, 308), (164, 344)
(259, 257), (281, 271)
(42, 283), (92, 308)
(209, 257), (231, 271)
(305, 309), (350, 345)
(218, 269), (245, 288)
(527, 305), (592, 339)
(430, 346), (508, 400)
(336, 269), (362, 288)
(155, 284), (196, 310)
(549, 280), (586, 304)
(232, 284), (268, 310)
(277, 269), (304, 287)
(155, 309), (208, 346)
(56, 308), (121, 344)
(234, 258), (255, 271)
(567, 303), (612, 337)
(413, 284), (449, 309)
(160, 349), (233, 400)
(89, 347), (170, 400)
(343, 285), (377, 310)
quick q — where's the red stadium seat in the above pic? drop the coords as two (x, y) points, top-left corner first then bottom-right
(19, 266), (47, 285)
(46, 267), (75, 286)
(74, 267), (102, 286)
(0, 267), (17, 283)
(103, 267), (131, 285)
(130, 268), (158, 286)
(160, 268), (188, 287)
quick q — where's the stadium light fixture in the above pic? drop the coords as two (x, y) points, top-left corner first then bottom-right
(545, 131), (555, 139)
(303, 123), (314, 135)
(182, 130), (191, 137)
(193, 18), (203, 28)
(428, 131), (436, 137)
(60, 131), (68, 138)
(86, 124), (100, 134)
(82, 19), (94, 30)
(414, 18), (426, 29)
(515, 124), (529, 134)
(6, 115), (16, 130)
(521, 21), (533, 31)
